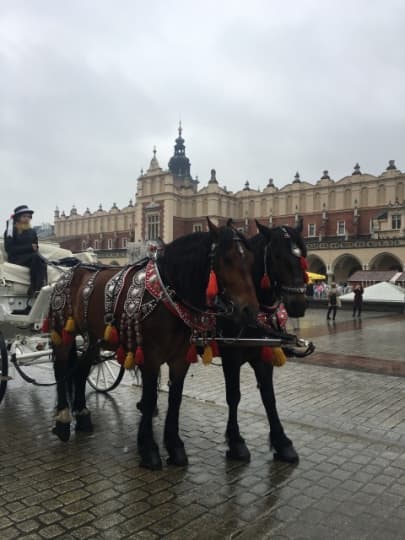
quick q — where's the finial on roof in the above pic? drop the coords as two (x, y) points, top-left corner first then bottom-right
(178, 120), (182, 137)
(386, 159), (397, 170)
(321, 170), (330, 180)
(244, 180), (250, 190)
(128, 198), (133, 207)
(267, 178), (274, 187)
(54, 206), (60, 218)
(293, 171), (301, 183)
(208, 169), (218, 184)
(98, 203), (103, 211)
(353, 163), (361, 175)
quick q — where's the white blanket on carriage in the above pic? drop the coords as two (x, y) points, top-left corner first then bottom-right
(0, 239), (97, 288)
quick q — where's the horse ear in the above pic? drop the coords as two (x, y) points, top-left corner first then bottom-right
(206, 217), (219, 240)
(255, 219), (272, 241)
(295, 217), (304, 234)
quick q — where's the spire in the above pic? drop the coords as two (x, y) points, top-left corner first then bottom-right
(168, 123), (191, 178)
(148, 145), (161, 172)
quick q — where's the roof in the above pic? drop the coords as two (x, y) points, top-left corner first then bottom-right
(348, 270), (397, 283)
(341, 281), (405, 303)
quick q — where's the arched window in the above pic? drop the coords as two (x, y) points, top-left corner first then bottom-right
(344, 188), (351, 208)
(360, 187), (368, 207)
(314, 192), (321, 211)
(377, 184), (386, 205)
(328, 190), (336, 210)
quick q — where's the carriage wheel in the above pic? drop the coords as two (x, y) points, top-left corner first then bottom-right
(0, 333), (9, 404)
(87, 351), (125, 393)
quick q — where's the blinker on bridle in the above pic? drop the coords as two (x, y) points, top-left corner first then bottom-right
(260, 226), (308, 294)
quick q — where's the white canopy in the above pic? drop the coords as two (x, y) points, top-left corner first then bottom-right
(341, 281), (405, 303)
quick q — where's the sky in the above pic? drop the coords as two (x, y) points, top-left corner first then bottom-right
(1, 0), (405, 225)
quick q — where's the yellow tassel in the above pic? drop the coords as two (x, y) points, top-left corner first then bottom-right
(272, 347), (287, 367)
(64, 317), (75, 333)
(51, 330), (62, 346)
(104, 324), (113, 341)
(202, 345), (213, 365)
(124, 351), (135, 370)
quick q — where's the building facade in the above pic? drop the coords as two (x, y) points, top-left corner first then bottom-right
(54, 126), (405, 282)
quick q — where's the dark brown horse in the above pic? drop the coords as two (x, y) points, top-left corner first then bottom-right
(221, 220), (309, 463)
(49, 220), (260, 469)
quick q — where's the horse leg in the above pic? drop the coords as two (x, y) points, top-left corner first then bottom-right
(251, 360), (299, 463)
(52, 344), (73, 442)
(137, 369), (162, 470)
(72, 341), (94, 433)
(164, 362), (189, 466)
(222, 350), (251, 462)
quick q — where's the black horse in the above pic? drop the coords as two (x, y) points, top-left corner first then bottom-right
(222, 220), (308, 463)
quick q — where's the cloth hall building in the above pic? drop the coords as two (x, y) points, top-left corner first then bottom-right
(54, 126), (405, 284)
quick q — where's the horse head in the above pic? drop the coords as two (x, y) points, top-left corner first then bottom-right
(254, 220), (308, 318)
(158, 218), (259, 328)
(206, 218), (259, 326)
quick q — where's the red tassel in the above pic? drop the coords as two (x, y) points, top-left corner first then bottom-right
(210, 340), (220, 357)
(206, 270), (219, 303)
(186, 344), (198, 363)
(62, 329), (74, 345)
(260, 273), (271, 289)
(116, 346), (126, 365)
(109, 326), (120, 345)
(300, 257), (308, 270)
(261, 346), (274, 364)
(134, 346), (145, 366)
(41, 317), (50, 333)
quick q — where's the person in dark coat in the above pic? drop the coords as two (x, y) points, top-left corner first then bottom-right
(4, 205), (47, 296)
(352, 283), (364, 318)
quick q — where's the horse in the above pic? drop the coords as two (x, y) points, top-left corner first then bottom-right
(221, 219), (308, 464)
(49, 220), (261, 470)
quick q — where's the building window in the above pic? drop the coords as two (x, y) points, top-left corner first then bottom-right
(308, 223), (316, 237)
(107, 238), (113, 250)
(81, 240), (87, 250)
(94, 239), (99, 249)
(146, 214), (160, 240)
(122, 237), (128, 248)
(337, 220), (345, 236)
(392, 214), (401, 230)
(193, 223), (203, 233)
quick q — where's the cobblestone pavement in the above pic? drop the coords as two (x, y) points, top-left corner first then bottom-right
(1, 310), (405, 539)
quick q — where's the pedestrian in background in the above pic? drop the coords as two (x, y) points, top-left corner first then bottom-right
(352, 283), (364, 318)
(326, 282), (340, 321)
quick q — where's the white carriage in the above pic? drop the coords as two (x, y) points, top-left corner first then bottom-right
(0, 240), (124, 404)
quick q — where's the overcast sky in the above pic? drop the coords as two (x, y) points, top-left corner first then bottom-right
(1, 0), (405, 225)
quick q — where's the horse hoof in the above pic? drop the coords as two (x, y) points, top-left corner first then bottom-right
(139, 447), (162, 470)
(75, 413), (93, 433)
(226, 441), (251, 463)
(273, 444), (299, 463)
(167, 446), (188, 467)
(52, 421), (71, 442)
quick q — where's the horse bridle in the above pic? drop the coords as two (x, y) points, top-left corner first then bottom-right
(264, 226), (307, 297)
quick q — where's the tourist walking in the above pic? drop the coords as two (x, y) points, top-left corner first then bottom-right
(352, 283), (364, 318)
(326, 282), (340, 321)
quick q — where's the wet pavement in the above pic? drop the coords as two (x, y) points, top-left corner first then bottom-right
(1, 309), (405, 539)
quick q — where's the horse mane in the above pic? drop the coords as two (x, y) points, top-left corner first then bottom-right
(158, 227), (248, 308)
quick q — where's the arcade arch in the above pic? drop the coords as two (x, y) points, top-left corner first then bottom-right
(332, 253), (362, 283)
(369, 252), (402, 271)
(307, 254), (327, 276)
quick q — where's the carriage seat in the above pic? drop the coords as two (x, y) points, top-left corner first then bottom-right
(0, 239), (97, 292)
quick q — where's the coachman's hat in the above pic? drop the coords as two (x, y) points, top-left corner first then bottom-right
(13, 205), (34, 218)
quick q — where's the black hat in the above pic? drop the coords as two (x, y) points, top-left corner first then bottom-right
(13, 205), (34, 218)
